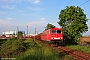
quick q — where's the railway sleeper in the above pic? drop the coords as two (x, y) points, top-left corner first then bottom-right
(69, 53), (85, 60)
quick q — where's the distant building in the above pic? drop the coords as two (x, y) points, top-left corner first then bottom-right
(1, 30), (25, 38)
(26, 34), (37, 36)
(2, 31), (17, 35)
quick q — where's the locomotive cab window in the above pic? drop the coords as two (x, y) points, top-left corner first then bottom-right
(52, 30), (61, 34)
(52, 30), (56, 33)
(57, 30), (61, 33)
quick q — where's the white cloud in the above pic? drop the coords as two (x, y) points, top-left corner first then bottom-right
(0, 18), (18, 29)
(26, 18), (47, 33)
(0, 18), (19, 33)
(17, 10), (24, 12)
(0, 12), (6, 15)
(29, 7), (44, 11)
(41, 18), (45, 21)
(27, 18), (46, 27)
(27, 18), (60, 30)
(0, 5), (15, 9)
(5, 18), (12, 20)
(0, 18), (12, 25)
(26, 18), (61, 33)
(0, 17), (47, 33)
(0, 0), (21, 3)
(0, 19), (6, 24)
(27, 0), (40, 3)
(0, 0), (40, 4)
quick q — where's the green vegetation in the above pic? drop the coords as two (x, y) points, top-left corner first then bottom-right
(16, 39), (61, 60)
(17, 31), (23, 38)
(0, 39), (7, 46)
(45, 23), (55, 30)
(0, 38), (26, 58)
(58, 6), (88, 44)
(0, 38), (75, 60)
(66, 45), (90, 53)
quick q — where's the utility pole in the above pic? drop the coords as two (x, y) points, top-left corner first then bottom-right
(17, 27), (19, 38)
(27, 26), (28, 36)
(34, 28), (36, 41)
(17, 27), (19, 32)
(35, 28), (36, 36)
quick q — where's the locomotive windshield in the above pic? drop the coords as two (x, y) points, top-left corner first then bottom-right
(57, 30), (61, 33)
(52, 30), (61, 34)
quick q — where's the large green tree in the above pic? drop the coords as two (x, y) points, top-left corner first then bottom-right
(45, 23), (55, 30)
(58, 6), (88, 44)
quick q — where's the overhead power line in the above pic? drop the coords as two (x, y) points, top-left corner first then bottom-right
(63, 0), (73, 8)
(80, 0), (90, 6)
(67, 0), (73, 5)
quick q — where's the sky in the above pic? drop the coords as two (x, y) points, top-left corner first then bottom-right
(0, 0), (90, 35)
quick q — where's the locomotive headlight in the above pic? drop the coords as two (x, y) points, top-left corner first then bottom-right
(61, 37), (63, 39)
(51, 37), (53, 39)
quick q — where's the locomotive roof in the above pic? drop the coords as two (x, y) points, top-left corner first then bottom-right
(44, 28), (62, 31)
(41, 28), (62, 33)
(50, 28), (62, 30)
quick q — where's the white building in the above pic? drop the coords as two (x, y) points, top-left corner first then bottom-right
(3, 31), (17, 35)
(2, 30), (25, 37)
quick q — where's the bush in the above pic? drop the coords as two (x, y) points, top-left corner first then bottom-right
(23, 38), (40, 49)
(0, 38), (26, 58)
(0, 38), (74, 60)
(16, 39), (60, 60)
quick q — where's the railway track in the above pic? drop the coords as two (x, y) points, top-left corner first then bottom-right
(50, 43), (90, 60)
(1, 33), (90, 60)
(57, 46), (90, 60)
(34, 37), (90, 60)
(21, 35), (90, 60)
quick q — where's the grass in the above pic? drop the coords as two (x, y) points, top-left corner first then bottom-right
(16, 47), (60, 60)
(0, 38), (75, 60)
(16, 39), (61, 60)
(0, 38), (26, 58)
(66, 45), (90, 54)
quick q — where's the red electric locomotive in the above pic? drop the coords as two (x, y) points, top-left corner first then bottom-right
(41, 28), (63, 43)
